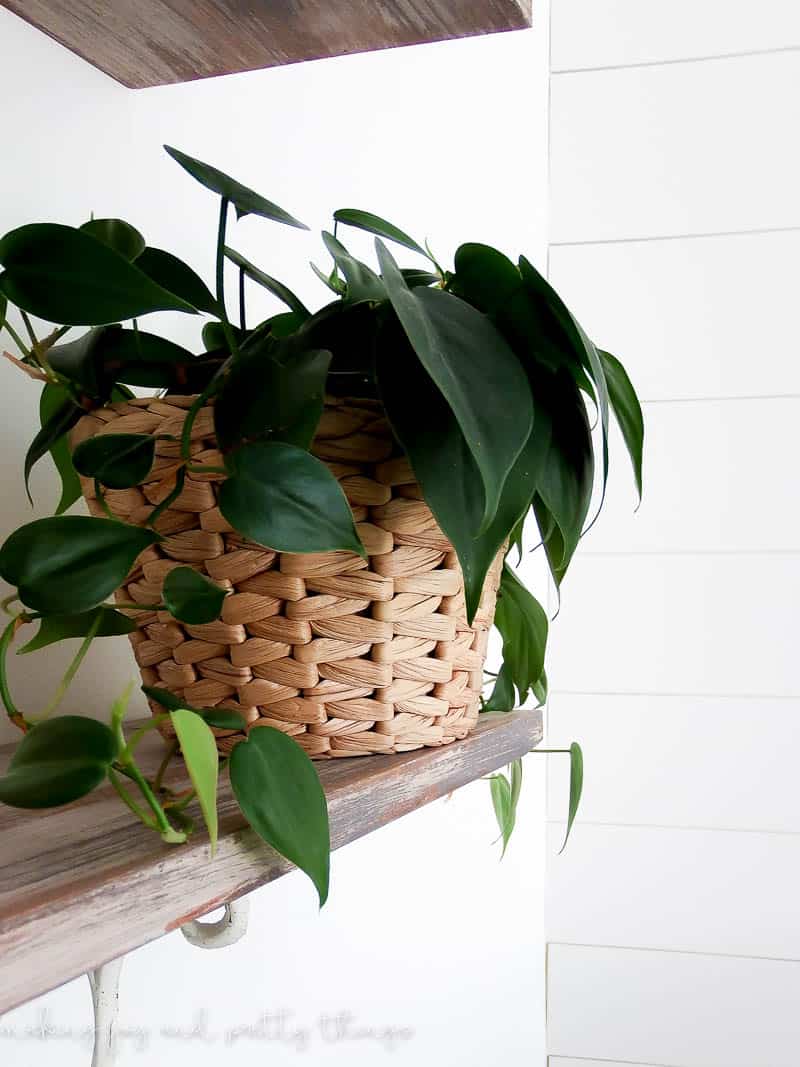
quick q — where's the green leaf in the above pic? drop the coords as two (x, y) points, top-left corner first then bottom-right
(376, 238), (532, 529)
(80, 219), (146, 262)
(224, 246), (309, 318)
(0, 516), (159, 614)
(489, 773), (511, 851)
(400, 268), (440, 288)
(39, 384), (82, 515)
(495, 757), (523, 857)
(219, 441), (364, 556)
(494, 564), (548, 704)
(230, 725), (330, 905)
(164, 145), (308, 228)
(163, 567), (226, 624)
(0, 716), (117, 809)
(18, 607), (136, 653)
(25, 390), (82, 505)
(483, 661), (516, 712)
(333, 208), (427, 258)
(214, 341), (331, 452)
(599, 349), (644, 502)
(310, 261), (347, 296)
(0, 224), (196, 324)
(170, 709), (219, 854)
(73, 433), (156, 489)
(321, 232), (385, 303)
(136, 246), (218, 316)
(452, 242), (521, 314)
(377, 322), (545, 623)
(142, 685), (245, 730)
(532, 669), (548, 708)
(559, 742), (584, 853)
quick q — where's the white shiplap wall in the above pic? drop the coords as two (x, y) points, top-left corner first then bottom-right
(545, 4), (800, 1065)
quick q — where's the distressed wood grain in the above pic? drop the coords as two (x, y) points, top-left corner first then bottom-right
(0, 0), (533, 88)
(0, 709), (541, 1013)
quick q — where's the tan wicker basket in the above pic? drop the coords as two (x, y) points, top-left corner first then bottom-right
(72, 395), (502, 758)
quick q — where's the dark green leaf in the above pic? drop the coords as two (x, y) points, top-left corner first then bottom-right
(137, 247), (218, 315)
(376, 238), (532, 529)
(494, 564), (548, 704)
(321, 232), (385, 303)
(142, 685), (245, 730)
(220, 441), (363, 556)
(73, 433), (155, 489)
(400, 268), (440, 288)
(452, 243), (521, 314)
(163, 567), (226, 624)
(201, 320), (245, 353)
(483, 661), (516, 712)
(214, 343), (331, 453)
(80, 219), (145, 261)
(0, 224), (195, 324)
(18, 607), (136, 654)
(333, 208), (427, 258)
(224, 246), (309, 318)
(230, 725), (330, 905)
(0, 516), (159, 614)
(39, 384), (82, 515)
(0, 716), (117, 809)
(25, 390), (82, 504)
(532, 669), (548, 708)
(559, 742), (584, 853)
(170, 709), (219, 853)
(599, 349), (644, 502)
(164, 145), (308, 228)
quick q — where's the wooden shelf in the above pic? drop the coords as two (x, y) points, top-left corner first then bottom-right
(1, 1), (533, 88)
(0, 709), (540, 1013)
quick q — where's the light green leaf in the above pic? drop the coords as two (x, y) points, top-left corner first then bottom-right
(321, 232), (385, 303)
(170, 709), (219, 854)
(559, 742), (584, 853)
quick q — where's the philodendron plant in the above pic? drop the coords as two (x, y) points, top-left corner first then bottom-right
(0, 147), (643, 903)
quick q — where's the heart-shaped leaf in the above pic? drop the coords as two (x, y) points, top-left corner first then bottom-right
(73, 433), (156, 489)
(0, 224), (196, 324)
(164, 146), (308, 228)
(0, 516), (159, 614)
(162, 567), (226, 624)
(321, 232), (385, 303)
(170, 708), (219, 853)
(142, 685), (246, 730)
(219, 441), (363, 556)
(0, 715), (117, 809)
(230, 725), (330, 905)
(136, 246), (218, 315)
(376, 239), (532, 530)
(599, 349), (644, 502)
(224, 246), (309, 318)
(18, 607), (136, 654)
(25, 389), (82, 504)
(483, 661), (516, 713)
(333, 208), (427, 258)
(80, 219), (146, 262)
(38, 384), (82, 515)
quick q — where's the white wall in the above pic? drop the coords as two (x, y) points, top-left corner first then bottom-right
(0, 8), (550, 1065)
(545, 3), (800, 1065)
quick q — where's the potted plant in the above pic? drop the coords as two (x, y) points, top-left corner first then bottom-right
(0, 147), (643, 903)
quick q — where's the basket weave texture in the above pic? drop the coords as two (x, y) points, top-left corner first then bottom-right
(72, 395), (502, 759)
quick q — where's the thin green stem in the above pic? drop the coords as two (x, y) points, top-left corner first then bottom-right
(108, 767), (157, 829)
(0, 617), (26, 729)
(1, 319), (31, 358)
(123, 758), (185, 843)
(146, 466), (186, 528)
(38, 612), (102, 719)
(154, 739), (179, 792)
(238, 266), (246, 331)
(186, 463), (227, 476)
(94, 479), (119, 521)
(19, 311), (38, 348)
(108, 601), (163, 612)
(120, 713), (171, 761)
(531, 748), (571, 755)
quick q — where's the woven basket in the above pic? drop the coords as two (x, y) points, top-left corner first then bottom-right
(71, 395), (502, 758)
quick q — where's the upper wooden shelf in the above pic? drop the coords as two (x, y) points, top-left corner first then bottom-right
(1, 0), (532, 88)
(0, 709), (540, 1014)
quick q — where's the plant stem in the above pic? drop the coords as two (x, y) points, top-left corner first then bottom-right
(0, 617), (27, 730)
(93, 479), (119, 521)
(1, 319), (31, 358)
(145, 466), (186, 528)
(154, 739), (179, 792)
(1, 594), (19, 615)
(19, 311), (38, 348)
(122, 757), (185, 842)
(120, 713), (171, 761)
(186, 463), (227, 476)
(108, 767), (157, 829)
(531, 748), (571, 755)
(109, 601), (164, 612)
(238, 266), (246, 331)
(38, 613), (102, 719)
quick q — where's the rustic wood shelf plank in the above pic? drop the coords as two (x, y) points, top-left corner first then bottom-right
(0, 709), (540, 1014)
(0, 0), (533, 89)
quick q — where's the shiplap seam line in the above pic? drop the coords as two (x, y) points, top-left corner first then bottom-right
(551, 42), (800, 77)
(550, 223), (800, 249)
(551, 689), (800, 701)
(546, 818), (800, 838)
(577, 548), (800, 559)
(548, 1054), (683, 1067)
(548, 940), (800, 966)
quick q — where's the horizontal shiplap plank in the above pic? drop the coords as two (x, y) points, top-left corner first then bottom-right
(548, 943), (800, 1066)
(585, 398), (800, 553)
(547, 554), (800, 697)
(550, 51), (800, 243)
(546, 693), (800, 832)
(548, 231), (800, 400)
(547, 823), (800, 958)
(551, 1060), (664, 1067)
(551, 0), (800, 72)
